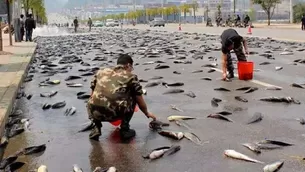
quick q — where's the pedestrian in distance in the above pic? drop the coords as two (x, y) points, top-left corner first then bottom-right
(220, 28), (249, 80)
(301, 14), (305, 30)
(87, 54), (157, 141)
(73, 17), (78, 33)
(20, 14), (25, 41)
(25, 14), (36, 42)
(88, 17), (92, 32)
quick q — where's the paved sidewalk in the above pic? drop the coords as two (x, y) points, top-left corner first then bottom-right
(0, 33), (36, 136)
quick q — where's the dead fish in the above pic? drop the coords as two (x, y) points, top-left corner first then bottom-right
(78, 122), (95, 132)
(291, 83), (304, 89)
(22, 144), (46, 155)
(4, 162), (25, 172)
(259, 96), (300, 104)
(207, 69), (216, 73)
(65, 75), (82, 81)
(139, 79), (148, 82)
(212, 98), (222, 103)
(51, 101), (66, 109)
(201, 77), (212, 81)
(144, 82), (160, 88)
(149, 120), (169, 130)
(244, 87), (258, 93)
(280, 51), (293, 55)
(266, 86), (282, 90)
(173, 71), (181, 75)
(155, 65), (170, 69)
(163, 145), (181, 156)
(247, 112), (263, 124)
(42, 103), (51, 110)
(0, 136), (8, 148)
(263, 161), (284, 172)
(202, 63), (217, 68)
(211, 99), (219, 107)
(163, 88), (184, 94)
(259, 62), (271, 65)
(185, 91), (196, 98)
(45, 80), (60, 85)
(73, 164), (83, 172)
(40, 91), (58, 98)
(297, 118), (305, 125)
(8, 127), (24, 138)
(77, 94), (90, 99)
(142, 61), (155, 65)
(142, 146), (170, 160)
(275, 66), (283, 71)
(236, 87), (252, 91)
(235, 96), (248, 103)
(258, 139), (293, 146)
(216, 111), (232, 116)
(77, 92), (86, 96)
(66, 83), (83, 87)
(64, 107), (76, 116)
(37, 165), (48, 172)
(214, 87), (231, 92)
(170, 105), (183, 112)
(165, 82), (184, 87)
(80, 72), (94, 76)
(183, 132), (201, 145)
(26, 94), (33, 100)
(256, 143), (283, 150)
(158, 130), (184, 140)
(174, 120), (191, 129)
(192, 70), (203, 73)
(224, 149), (264, 164)
(167, 115), (195, 121)
(93, 166), (117, 172)
(242, 143), (261, 154)
(0, 156), (18, 169)
(207, 114), (233, 122)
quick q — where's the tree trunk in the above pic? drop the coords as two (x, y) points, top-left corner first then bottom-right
(0, 22), (3, 51)
(184, 11), (186, 23)
(6, 0), (12, 46)
(267, 11), (271, 26)
(193, 9), (196, 24)
(174, 13), (176, 22)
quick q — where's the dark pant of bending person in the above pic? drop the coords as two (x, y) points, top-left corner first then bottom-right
(302, 23), (305, 30)
(87, 103), (136, 140)
(226, 44), (247, 78)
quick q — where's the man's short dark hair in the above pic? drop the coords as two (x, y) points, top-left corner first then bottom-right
(225, 39), (234, 47)
(117, 54), (133, 65)
(20, 14), (24, 18)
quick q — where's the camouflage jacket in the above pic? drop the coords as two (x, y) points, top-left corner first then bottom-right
(88, 65), (143, 116)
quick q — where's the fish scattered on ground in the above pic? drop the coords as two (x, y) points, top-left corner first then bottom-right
(236, 87), (252, 91)
(77, 94), (91, 99)
(275, 66), (283, 71)
(64, 107), (76, 116)
(185, 91), (196, 98)
(37, 165), (48, 172)
(40, 91), (58, 98)
(259, 96), (301, 104)
(207, 69), (216, 73)
(259, 62), (271, 65)
(247, 112), (263, 124)
(163, 82), (184, 87)
(155, 64), (170, 69)
(93, 166), (117, 172)
(242, 143), (261, 154)
(18, 144), (46, 155)
(263, 161), (284, 172)
(144, 81), (161, 88)
(211, 99), (219, 107)
(65, 76), (82, 81)
(291, 83), (304, 89)
(174, 120), (191, 129)
(224, 149), (264, 164)
(78, 122), (95, 132)
(244, 87), (258, 93)
(296, 118), (305, 125)
(280, 51), (293, 55)
(163, 88), (184, 94)
(143, 145), (180, 160)
(212, 98), (222, 103)
(51, 101), (66, 109)
(201, 77), (212, 81)
(66, 83), (83, 87)
(216, 111), (232, 116)
(158, 130), (184, 140)
(149, 120), (170, 130)
(235, 96), (248, 103)
(42, 103), (51, 110)
(183, 132), (202, 145)
(173, 71), (181, 74)
(0, 156), (18, 169)
(192, 70), (203, 73)
(207, 114), (233, 122)
(73, 164), (83, 172)
(4, 162), (25, 172)
(257, 139), (293, 146)
(170, 104), (183, 112)
(256, 143), (283, 150)
(266, 86), (282, 90)
(167, 115), (196, 121)
(150, 76), (163, 80)
(214, 87), (231, 92)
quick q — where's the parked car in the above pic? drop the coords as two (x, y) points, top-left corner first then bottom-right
(93, 21), (104, 27)
(105, 19), (119, 27)
(149, 18), (165, 27)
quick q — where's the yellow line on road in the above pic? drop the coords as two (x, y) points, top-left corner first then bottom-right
(211, 68), (282, 88)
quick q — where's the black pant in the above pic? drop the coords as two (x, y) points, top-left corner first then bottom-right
(26, 29), (33, 41)
(226, 44), (247, 75)
(20, 27), (24, 40)
(302, 23), (305, 30)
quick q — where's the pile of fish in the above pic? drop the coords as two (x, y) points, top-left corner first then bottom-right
(2, 27), (305, 171)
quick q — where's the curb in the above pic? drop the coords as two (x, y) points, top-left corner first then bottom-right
(0, 44), (37, 159)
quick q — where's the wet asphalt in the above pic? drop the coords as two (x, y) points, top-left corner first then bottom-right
(2, 28), (305, 172)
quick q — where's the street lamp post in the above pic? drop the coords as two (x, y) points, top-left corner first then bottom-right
(290, 0), (293, 23)
(161, 0), (164, 18)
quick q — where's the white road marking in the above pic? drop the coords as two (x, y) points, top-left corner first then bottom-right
(211, 68), (282, 88)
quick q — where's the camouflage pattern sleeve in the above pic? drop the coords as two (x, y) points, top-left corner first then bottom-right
(130, 74), (143, 96)
(90, 72), (98, 91)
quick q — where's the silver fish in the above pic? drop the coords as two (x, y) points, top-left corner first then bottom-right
(170, 105), (183, 112)
(224, 149), (264, 164)
(64, 107), (76, 116)
(167, 115), (195, 121)
(158, 130), (184, 140)
(280, 51), (293, 55)
(40, 91), (58, 98)
(207, 114), (233, 122)
(175, 120), (191, 129)
(184, 132), (202, 145)
(73, 164), (83, 172)
(265, 86), (282, 90)
(93, 166), (117, 172)
(37, 165), (48, 172)
(143, 146), (170, 160)
(275, 66), (283, 71)
(247, 112), (263, 124)
(263, 161), (284, 172)
(242, 143), (261, 154)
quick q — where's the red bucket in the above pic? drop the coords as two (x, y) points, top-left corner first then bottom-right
(109, 105), (139, 126)
(237, 61), (254, 80)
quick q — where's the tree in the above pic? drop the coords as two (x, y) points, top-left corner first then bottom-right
(179, 4), (191, 23)
(293, 3), (305, 23)
(7, 0), (13, 46)
(163, 7), (172, 21)
(191, 1), (199, 24)
(217, 3), (222, 17)
(22, 0), (47, 24)
(252, 0), (281, 26)
(169, 6), (179, 22)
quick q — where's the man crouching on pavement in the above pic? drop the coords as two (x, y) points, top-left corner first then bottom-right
(87, 54), (157, 141)
(221, 28), (249, 80)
